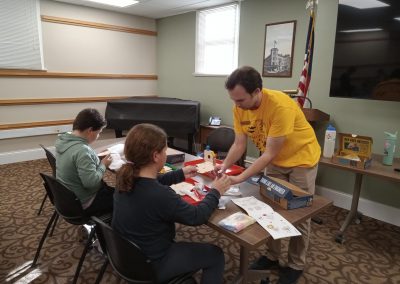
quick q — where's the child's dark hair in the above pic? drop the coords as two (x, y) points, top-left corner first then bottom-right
(225, 66), (263, 94)
(72, 108), (106, 131)
(116, 124), (167, 192)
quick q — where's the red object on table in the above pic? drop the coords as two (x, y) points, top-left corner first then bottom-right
(177, 178), (209, 205)
(184, 159), (244, 178)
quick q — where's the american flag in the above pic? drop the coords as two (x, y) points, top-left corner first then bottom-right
(297, 10), (315, 107)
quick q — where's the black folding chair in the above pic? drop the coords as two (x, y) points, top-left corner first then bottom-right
(32, 173), (111, 284)
(38, 144), (56, 215)
(206, 127), (246, 167)
(92, 217), (196, 284)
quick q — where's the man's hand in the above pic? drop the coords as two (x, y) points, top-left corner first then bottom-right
(101, 154), (113, 168)
(228, 175), (242, 185)
(182, 165), (198, 178)
(213, 163), (227, 177)
(211, 174), (231, 196)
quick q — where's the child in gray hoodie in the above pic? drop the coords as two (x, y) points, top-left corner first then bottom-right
(55, 108), (114, 216)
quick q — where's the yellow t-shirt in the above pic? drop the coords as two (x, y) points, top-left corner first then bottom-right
(233, 88), (321, 168)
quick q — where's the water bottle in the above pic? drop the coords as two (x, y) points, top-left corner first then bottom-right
(383, 131), (397, 166)
(323, 124), (336, 158)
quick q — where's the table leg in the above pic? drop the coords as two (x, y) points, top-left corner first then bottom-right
(232, 245), (271, 284)
(335, 173), (363, 243)
(232, 245), (249, 284)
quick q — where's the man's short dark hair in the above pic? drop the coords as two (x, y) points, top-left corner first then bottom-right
(225, 66), (263, 94)
(72, 108), (106, 131)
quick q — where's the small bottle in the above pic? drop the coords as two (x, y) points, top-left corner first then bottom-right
(383, 131), (397, 166)
(323, 124), (336, 158)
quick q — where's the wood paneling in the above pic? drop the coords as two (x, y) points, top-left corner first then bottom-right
(41, 15), (157, 36)
(0, 96), (133, 106)
(0, 69), (157, 79)
(0, 120), (74, 130)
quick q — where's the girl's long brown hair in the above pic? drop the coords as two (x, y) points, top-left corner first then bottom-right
(116, 123), (167, 192)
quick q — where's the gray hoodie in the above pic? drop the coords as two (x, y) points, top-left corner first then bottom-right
(55, 132), (106, 204)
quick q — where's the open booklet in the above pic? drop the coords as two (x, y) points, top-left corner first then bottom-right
(231, 196), (301, 240)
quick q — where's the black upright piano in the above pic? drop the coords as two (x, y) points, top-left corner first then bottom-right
(105, 97), (200, 153)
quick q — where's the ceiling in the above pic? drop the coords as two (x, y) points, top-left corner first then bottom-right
(337, 0), (400, 32)
(54, 0), (238, 19)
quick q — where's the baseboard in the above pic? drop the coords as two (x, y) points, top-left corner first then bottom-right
(0, 146), (55, 165)
(316, 185), (400, 227)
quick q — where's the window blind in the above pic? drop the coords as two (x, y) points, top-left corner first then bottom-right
(0, 0), (44, 70)
(195, 3), (239, 75)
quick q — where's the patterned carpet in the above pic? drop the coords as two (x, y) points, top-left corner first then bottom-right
(0, 159), (399, 284)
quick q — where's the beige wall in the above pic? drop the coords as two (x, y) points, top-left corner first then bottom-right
(156, 0), (400, 208)
(0, 0), (157, 153)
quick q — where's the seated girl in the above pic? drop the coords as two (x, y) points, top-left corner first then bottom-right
(112, 123), (231, 284)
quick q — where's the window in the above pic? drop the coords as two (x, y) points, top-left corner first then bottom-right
(195, 3), (240, 76)
(0, 0), (44, 70)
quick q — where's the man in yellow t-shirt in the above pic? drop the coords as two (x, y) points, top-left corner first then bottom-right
(218, 66), (320, 284)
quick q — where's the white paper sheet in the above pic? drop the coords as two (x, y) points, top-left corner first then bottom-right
(232, 196), (301, 239)
(108, 153), (126, 171)
(223, 185), (242, 196)
(170, 182), (199, 201)
(107, 143), (125, 155)
(196, 161), (215, 173)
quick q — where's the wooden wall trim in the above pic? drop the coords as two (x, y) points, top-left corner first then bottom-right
(41, 15), (157, 36)
(282, 89), (298, 95)
(0, 120), (74, 131)
(0, 96), (135, 106)
(0, 69), (158, 79)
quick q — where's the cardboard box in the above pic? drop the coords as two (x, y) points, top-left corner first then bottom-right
(258, 175), (313, 210)
(332, 133), (373, 169)
(166, 148), (185, 164)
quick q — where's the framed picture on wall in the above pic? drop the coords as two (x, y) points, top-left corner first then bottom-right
(262, 20), (296, 77)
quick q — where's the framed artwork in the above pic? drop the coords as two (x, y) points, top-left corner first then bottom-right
(262, 20), (296, 77)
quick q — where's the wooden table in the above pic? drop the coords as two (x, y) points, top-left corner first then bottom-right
(94, 139), (333, 283)
(207, 182), (331, 283)
(319, 154), (400, 244)
(177, 154), (332, 283)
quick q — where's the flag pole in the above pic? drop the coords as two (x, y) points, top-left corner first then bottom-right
(296, 0), (317, 108)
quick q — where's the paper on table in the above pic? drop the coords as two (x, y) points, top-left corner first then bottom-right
(109, 153), (126, 171)
(170, 182), (200, 201)
(223, 185), (242, 196)
(218, 196), (234, 209)
(196, 161), (215, 174)
(232, 196), (301, 239)
(107, 143), (125, 155)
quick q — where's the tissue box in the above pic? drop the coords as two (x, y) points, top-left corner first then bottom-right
(166, 148), (185, 164)
(258, 176), (313, 210)
(332, 133), (373, 169)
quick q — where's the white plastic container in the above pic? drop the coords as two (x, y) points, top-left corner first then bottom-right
(323, 124), (336, 158)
